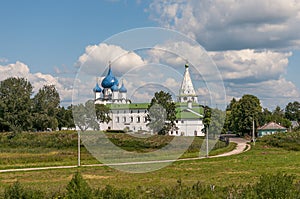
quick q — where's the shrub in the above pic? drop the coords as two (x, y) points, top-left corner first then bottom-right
(4, 181), (43, 199)
(94, 185), (136, 199)
(66, 172), (92, 199)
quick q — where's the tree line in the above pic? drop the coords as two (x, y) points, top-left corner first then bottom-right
(0, 77), (75, 133)
(220, 95), (299, 135)
(1, 77), (299, 135)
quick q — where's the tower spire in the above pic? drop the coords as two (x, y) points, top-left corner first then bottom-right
(178, 62), (198, 103)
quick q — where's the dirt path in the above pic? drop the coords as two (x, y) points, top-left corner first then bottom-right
(211, 138), (250, 158)
(0, 138), (250, 173)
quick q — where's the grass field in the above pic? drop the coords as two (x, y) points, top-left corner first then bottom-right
(0, 131), (231, 170)
(0, 131), (300, 197)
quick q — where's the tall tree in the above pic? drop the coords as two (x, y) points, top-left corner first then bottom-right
(271, 106), (291, 128)
(285, 101), (300, 122)
(95, 104), (111, 124)
(202, 106), (226, 137)
(223, 98), (238, 134)
(0, 77), (33, 132)
(72, 100), (100, 131)
(56, 106), (75, 130)
(32, 85), (60, 131)
(230, 94), (262, 135)
(147, 91), (176, 135)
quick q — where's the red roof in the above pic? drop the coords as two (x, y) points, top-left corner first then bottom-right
(257, 122), (286, 130)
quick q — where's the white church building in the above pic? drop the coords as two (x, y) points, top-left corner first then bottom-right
(93, 63), (205, 136)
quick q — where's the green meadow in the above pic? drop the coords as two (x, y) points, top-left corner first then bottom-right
(0, 131), (300, 198)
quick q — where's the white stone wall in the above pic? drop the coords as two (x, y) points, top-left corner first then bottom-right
(100, 109), (151, 132)
(169, 119), (205, 136)
(99, 108), (205, 137)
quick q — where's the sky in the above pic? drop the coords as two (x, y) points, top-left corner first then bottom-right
(0, 0), (300, 110)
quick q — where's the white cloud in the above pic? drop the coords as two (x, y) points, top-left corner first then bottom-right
(0, 57), (8, 63)
(209, 49), (292, 83)
(76, 43), (146, 77)
(227, 78), (300, 110)
(164, 77), (180, 89)
(0, 61), (73, 104)
(149, 0), (300, 50)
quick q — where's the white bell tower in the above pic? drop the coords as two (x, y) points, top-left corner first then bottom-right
(178, 63), (198, 103)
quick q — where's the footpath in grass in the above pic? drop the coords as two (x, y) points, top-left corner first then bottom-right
(0, 131), (231, 170)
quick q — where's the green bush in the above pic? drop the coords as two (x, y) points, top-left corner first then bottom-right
(258, 131), (300, 151)
(4, 181), (43, 199)
(66, 172), (92, 199)
(94, 185), (136, 199)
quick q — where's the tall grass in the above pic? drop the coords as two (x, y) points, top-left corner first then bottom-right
(3, 172), (300, 199)
(258, 131), (300, 151)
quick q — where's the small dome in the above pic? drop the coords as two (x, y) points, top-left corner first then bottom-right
(93, 83), (102, 92)
(119, 82), (127, 93)
(101, 67), (119, 88)
(111, 84), (119, 92)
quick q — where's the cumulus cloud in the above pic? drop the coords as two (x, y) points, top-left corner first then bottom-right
(227, 78), (300, 110)
(76, 43), (146, 77)
(209, 49), (292, 83)
(0, 61), (73, 105)
(149, 0), (300, 50)
(144, 40), (300, 108)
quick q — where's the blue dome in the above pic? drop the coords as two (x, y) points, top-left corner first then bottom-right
(111, 84), (119, 92)
(101, 67), (119, 88)
(93, 83), (102, 92)
(119, 82), (127, 93)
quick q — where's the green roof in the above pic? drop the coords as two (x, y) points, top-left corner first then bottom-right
(175, 107), (204, 119)
(176, 111), (203, 119)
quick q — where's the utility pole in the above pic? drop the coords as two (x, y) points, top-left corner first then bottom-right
(206, 126), (209, 158)
(252, 118), (255, 146)
(78, 131), (81, 166)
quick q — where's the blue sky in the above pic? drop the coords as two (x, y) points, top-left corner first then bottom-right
(1, 0), (300, 109)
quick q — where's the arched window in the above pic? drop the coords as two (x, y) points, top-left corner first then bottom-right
(137, 116), (140, 123)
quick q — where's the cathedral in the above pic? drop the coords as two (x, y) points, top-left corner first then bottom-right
(93, 63), (205, 136)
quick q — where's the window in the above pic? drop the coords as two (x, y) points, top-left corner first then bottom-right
(137, 110), (140, 113)
(116, 117), (119, 123)
(130, 116), (133, 123)
(184, 97), (187, 100)
(181, 120), (184, 123)
(123, 117), (126, 123)
(130, 110), (133, 114)
(137, 116), (140, 123)
(144, 117), (147, 123)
